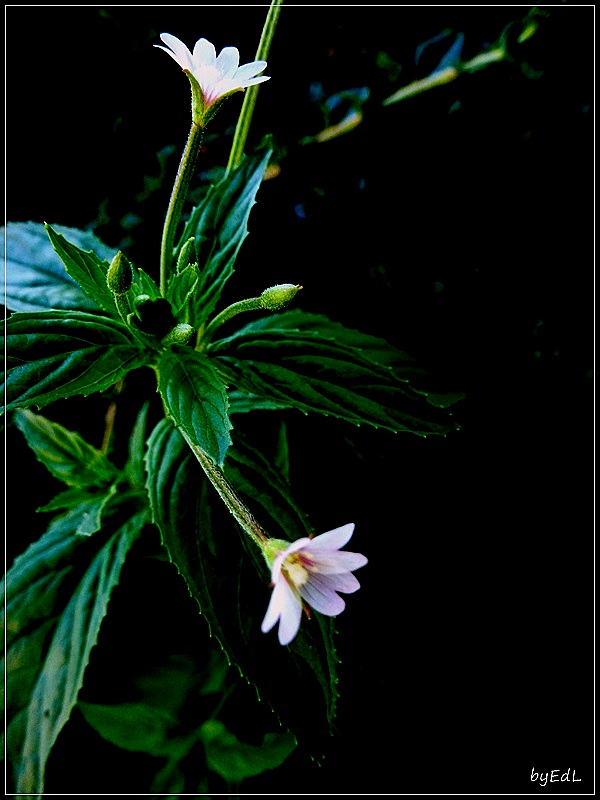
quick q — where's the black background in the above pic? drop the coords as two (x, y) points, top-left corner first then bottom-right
(5, 4), (594, 795)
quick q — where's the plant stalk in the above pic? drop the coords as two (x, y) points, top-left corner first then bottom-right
(181, 431), (269, 547)
(226, 0), (284, 172)
(160, 122), (204, 295)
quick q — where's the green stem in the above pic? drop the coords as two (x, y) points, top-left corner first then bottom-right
(180, 430), (269, 547)
(199, 296), (262, 349)
(382, 46), (511, 107)
(382, 66), (459, 106)
(160, 122), (204, 295)
(226, 0), (284, 172)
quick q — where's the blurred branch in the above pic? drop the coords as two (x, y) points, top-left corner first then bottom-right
(382, 9), (543, 107)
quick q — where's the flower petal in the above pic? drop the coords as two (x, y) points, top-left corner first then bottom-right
(312, 550), (368, 574)
(299, 575), (346, 616)
(321, 571), (362, 594)
(193, 37), (216, 68)
(277, 580), (303, 644)
(308, 523), (356, 552)
(281, 537), (312, 561)
(215, 46), (240, 78)
(240, 75), (271, 88)
(262, 576), (286, 632)
(156, 33), (194, 71)
(235, 60), (268, 81)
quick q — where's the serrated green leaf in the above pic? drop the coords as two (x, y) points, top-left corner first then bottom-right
(2, 310), (154, 412)
(45, 488), (119, 536)
(2, 507), (147, 794)
(177, 145), (272, 327)
(156, 349), (231, 467)
(123, 402), (150, 489)
(130, 267), (162, 301)
(145, 419), (340, 740)
(14, 409), (119, 488)
(1, 222), (116, 313)
(35, 487), (121, 536)
(166, 263), (201, 320)
(200, 719), (296, 783)
(44, 224), (119, 315)
(228, 390), (292, 414)
(36, 487), (97, 513)
(225, 431), (311, 543)
(210, 310), (460, 437)
(145, 419), (224, 633)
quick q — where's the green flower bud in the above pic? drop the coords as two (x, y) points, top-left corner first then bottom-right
(176, 237), (198, 273)
(260, 284), (303, 311)
(161, 323), (195, 347)
(107, 251), (133, 296)
(133, 294), (151, 312)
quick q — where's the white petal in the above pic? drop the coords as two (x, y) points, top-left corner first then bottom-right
(210, 77), (242, 98)
(241, 75), (271, 88)
(157, 33), (194, 70)
(308, 523), (355, 552)
(261, 576), (286, 633)
(281, 537), (312, 560)
(215, 46), (240, 78)
(322, 571), (361, 594)
(193, 37), (216, 68)
(270, 551), (286, 584)
(261, 574), (303, 646)
(299, 576), (346, 616)
(276, 580), (303, 645)
(312, 550), (368, 574)
(235, 60), (268, 81)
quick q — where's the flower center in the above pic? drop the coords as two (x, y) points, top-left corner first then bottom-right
(282, 552), (309, 588)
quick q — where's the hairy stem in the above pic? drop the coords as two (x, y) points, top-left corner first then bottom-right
(160, 122), (204, 295)
(181, 431), (269, 547)
(198, 296), (262, 350)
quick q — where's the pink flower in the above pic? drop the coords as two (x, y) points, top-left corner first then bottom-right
(261, 523), (368, 645)
(155, 33), (269, 110)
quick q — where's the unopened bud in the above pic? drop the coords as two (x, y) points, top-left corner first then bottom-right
(107, 251), (133, 295)
(260, 284), (302, 311)
(133, 294), (151, 314)
(161, 323), (195, 347)
(176, 237), (198, 273)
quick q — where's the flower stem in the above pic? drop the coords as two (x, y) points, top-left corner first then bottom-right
(226, 0), (284, 173)
(180, 430), (269, 547)
(160, 122), (204, 295)
(199, 296), (262, 349)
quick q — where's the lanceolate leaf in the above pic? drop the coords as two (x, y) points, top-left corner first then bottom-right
(14, 409), (119, 489)
(44, 224), (119, 315)
(3, 310), (154, 412)
(156, 349), (232, 467)
(145, 419), (340, 741)
(166, 263), (201, 319)
(225, 431), (312, 543)
(210, 310), (461, 437)
(145, 418), (236, 659)
(37, 488), (119, 536)
(1, 507), (147, 794)
(1, 222), (115, 313)
(123, 402), (150, 490)
(177, 145), (272, 327)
